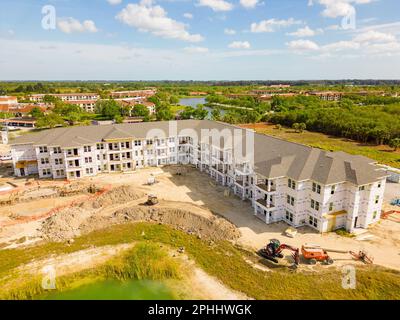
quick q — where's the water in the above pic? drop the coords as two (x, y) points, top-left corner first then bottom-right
(41, 280), (175, 300)
(179, 97), (206, 108)
(178, 97), (226, 118)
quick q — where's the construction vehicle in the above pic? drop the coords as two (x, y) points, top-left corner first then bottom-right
(145, 194), (158, 206)
(302, 244), (373, 265)
(301, 245), (334, 265)
(258, 239), (299, 268)
(147, 175), (156, 185)
(349, 250), (374, 264)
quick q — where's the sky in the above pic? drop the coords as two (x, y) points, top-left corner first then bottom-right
(0, 0), (400, 80)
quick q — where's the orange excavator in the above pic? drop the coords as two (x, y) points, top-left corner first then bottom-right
(258, 239), (299, 268)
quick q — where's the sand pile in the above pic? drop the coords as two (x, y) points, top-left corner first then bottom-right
(41, 206), (91, 241)
(81, 185), (145, 209)
(40, 199), (240, 243)
(80, 206), (240, 241)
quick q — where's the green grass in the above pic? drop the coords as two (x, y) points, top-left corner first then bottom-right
(1, 222), (400, 300)
(0, 242), (180, 300)
(242, 123), (400, 168)
(335, 228), (356, 238)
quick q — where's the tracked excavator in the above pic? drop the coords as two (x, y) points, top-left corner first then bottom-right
(258, 239), (299, 268)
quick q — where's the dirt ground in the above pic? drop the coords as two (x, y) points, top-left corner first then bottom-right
(1, 165), (400, 273)
(90, 166), (400, 271)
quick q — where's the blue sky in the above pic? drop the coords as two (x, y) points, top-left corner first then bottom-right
(0, 0), (399, 80)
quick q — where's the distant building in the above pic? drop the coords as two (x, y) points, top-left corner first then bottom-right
(116, 98), (156, 115)
(29, 93), (99, 112)
(0, 96), (18, 106)
(0, 104), (48, 117)
(269, 84), (291, 88)
(189, 91), (208, 96)
(64, 100), (97, 113)
(0, 117), (37, 128)
(308, 91), (343, 101)
(110, 90), (156, 99)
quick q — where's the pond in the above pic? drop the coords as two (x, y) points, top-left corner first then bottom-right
(41, 280), (175, 300)
(178, 97), (226, 118)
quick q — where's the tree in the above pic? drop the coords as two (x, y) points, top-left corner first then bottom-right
(211, 107), (221, 121)
(298, 122), (306, 133)
(169, 95), (180, 104)
(389, 138), (400, 151)
(131, 104), (150, 118)
(29, 107), (44, 118)
(36, 113), (65, 128)
(95, 99), (122, 120)
(43, 95), (60, 103)
(156, 103), (174, 121)
(180, 106), (196, 120)
(194, 105), (208, 120)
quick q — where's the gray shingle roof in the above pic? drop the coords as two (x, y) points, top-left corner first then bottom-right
(10, 120), (386, 185)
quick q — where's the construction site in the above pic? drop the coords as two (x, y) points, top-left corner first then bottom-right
(0, 159), (400, 299)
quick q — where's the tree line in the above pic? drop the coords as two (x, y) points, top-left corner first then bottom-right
(269, 97), (400, 145)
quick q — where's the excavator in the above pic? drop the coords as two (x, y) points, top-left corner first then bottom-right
(258, 239), (299, 268)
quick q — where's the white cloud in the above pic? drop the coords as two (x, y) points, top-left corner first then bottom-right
(197, 0), (234, 12)
(116, 0), (204, 42)
(183, 13), (193, 19)
(287, 26), (323, 37)
(287, 27), (400, 57)
(228, 41), (251, 49)
(325, 24), (342, 31)
(353, 30), (396, 43)
(316, 0), (373, 18)
(57, 18), (99, 34)
(322, 40), (360, 51)
(184, 46), (209, 53)
(286, 39), (320, 51)
(107, 0), (122, 5)
(224, 28), (236, 35)
(366, 41), (400, 55)
(240, 0), (259, 9)
(355, 22), (400, 36)
(250, 18), (302, 33)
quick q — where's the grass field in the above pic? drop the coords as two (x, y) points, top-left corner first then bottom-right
(240, 123), (400, 169)
(1, 222), (399, 300)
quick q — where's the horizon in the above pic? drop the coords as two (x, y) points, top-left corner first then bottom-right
(1, 79), (400, 83)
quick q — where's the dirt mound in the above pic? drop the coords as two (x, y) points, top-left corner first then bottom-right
(81, 185), (145, 210)
(81, 206), (240, 241)
(41, 201), (240, 243)
(41, 206), (91, 242)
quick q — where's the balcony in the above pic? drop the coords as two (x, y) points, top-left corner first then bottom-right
(256, 183), (276, 192)
(211, 164), (226, 174)
(66, 153), (80, 158)
(256, 198), (275, 209)
(235, 177), (249, 187)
